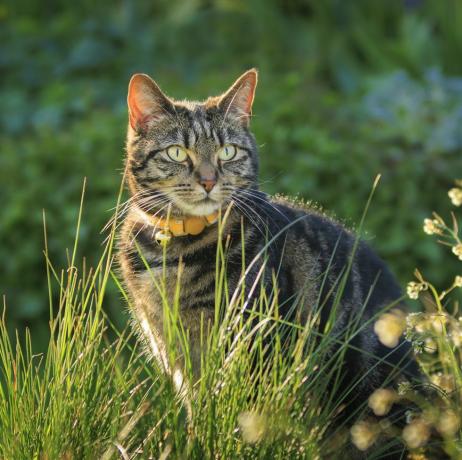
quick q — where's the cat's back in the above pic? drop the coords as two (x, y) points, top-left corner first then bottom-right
(262, 194), (403, 312)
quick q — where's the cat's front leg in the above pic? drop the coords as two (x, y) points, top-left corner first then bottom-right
(135, 306), (171, 374)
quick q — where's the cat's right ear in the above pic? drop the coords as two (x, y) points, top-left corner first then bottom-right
(127, 74), (173, 131)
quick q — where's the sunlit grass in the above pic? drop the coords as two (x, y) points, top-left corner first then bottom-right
(1, 178), (460, 459)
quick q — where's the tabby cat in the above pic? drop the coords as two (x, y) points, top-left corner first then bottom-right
(118, 69), (416, 446)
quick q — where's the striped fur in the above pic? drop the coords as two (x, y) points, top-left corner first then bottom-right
(118, 70), (417, 429)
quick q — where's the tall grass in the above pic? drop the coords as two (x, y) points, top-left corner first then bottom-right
(1, 179), (459, 459)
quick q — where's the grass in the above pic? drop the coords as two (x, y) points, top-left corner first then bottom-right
(1, 180), (461, 459)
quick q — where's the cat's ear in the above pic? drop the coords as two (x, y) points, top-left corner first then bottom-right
(127, 74), (173, 131)
(218, 69), (258, 127)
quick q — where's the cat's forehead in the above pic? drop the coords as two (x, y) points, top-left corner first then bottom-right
(138, 98), (253, 158)
(174, 101), (220, 126)
(146, 102), (241, 149)
(174, 104), (219, 148)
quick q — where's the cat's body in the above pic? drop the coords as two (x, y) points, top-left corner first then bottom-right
(119, 191), (412, 400)
(117, 70), (416, 450)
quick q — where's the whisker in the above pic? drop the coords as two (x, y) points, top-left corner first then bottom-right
(229, 199), (263, 237)
(234, 188), (290, 223)
(225, 185), (290, 224)
(102, 193), (172, 236)
(129, 203), (170, 245)
(231, 195), (273, 240)
(103, 189), (164, 232)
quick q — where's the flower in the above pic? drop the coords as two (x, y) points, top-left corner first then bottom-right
(374, 309), (406, 348)
(397, 380), (412, 397)
(406, 281), (428, 300)
(452, 244), (462, 260)
(238, 411), (266, 444)
(450, 327), (462, 347)
(407, 282), (420, 300)
(402, 419), (430, 449)
(448, 187), (462, 206)
(430, 373), (456, 393)
(436, 410), (460, 437)
(407, 453), (429, 460)
(407, 312), (430, 333)
(430, 314), (447, 334)
(423, 218), (442, 235)
(350, 421), (379, 451)
(424, 337), (437, 353)
(368, 388), (397, 416)
(454, 275), (462, 288)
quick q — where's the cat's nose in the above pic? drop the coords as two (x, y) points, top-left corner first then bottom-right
(200, 178), (217, 193)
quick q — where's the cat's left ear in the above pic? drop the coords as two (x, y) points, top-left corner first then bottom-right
(218, 69), (258, 127)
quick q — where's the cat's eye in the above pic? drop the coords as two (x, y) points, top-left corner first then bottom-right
(217, 145), (237, 161)
(166, 146), (188, 162)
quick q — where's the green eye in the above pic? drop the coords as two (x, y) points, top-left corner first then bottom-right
(217, 145), (237, 161)
(166, 146), (188, 162)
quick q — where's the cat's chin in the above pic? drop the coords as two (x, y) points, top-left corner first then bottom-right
(180, 198), (222, 217)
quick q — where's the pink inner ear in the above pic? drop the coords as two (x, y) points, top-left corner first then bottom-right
(128, 105), (151, 131)
(128, 85), (150, 130)
(240, 74), (257, 114)
(223, 71), (258, 123)
(127, 74), (162, 130)
(128, 100), (141, 130)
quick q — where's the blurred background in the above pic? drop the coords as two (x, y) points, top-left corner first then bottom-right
(1, 0), (462, 350)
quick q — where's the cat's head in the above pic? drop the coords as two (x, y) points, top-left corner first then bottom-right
(125, 69), (259, 217)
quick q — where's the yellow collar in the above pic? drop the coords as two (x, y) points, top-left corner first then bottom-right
(143, 211), (219, 244)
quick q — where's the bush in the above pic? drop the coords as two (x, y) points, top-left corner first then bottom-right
(2, 1), (462, 347)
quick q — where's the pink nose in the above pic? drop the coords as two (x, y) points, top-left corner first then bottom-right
(200, 178), (216, 193)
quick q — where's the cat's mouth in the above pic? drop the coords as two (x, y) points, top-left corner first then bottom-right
(175, 195), (222, 217)
(193, 196), (222, 214)
(194, 196), (217, 204)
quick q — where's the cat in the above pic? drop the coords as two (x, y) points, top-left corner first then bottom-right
(117, 69), (417, 455)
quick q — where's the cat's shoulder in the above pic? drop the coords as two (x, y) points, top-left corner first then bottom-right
(269, 193), (355, 234)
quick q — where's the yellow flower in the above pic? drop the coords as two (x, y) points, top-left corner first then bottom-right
(424, 337), (437, 353)
(436, 410), (460, 437)
(403, 419), (430, 449)
(407, 452), (429, 460)
(452, 244), (462, 260)
(407, 312), (430, 333)
(238, 411), (266, 444)
(414, 320), (428, 334)
(374, 309), (406, 348)
(350, 421), (379, 451)
(423, 218), (442, 235)
(430, 373), (456, 393)
(430, 314), (447, 334)
(451, 327), (462, 347)
(368, 388), (397, 416)
(454, 275), (462, 288)
(406, 281), (427, 300)
(448, 187), (462, 206)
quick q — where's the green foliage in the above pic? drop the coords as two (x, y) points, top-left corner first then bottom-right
(255, 69), (462, 291)
(1, 0), (462, 347)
